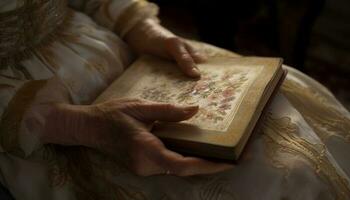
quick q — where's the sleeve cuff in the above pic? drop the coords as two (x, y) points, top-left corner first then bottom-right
(93, 0), (159, 38)
(113, 0), (159, 37)
(0, 80), (47, 157)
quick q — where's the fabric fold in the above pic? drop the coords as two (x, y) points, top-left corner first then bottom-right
(0, 80), (47, 156)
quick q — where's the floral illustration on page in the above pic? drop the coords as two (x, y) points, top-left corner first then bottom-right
(125, 65), (262, 132)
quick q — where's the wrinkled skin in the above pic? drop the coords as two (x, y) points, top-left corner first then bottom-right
(44, 99), (233, 176)
(42, 20), (233, 176)
(125, 18), (206, 78)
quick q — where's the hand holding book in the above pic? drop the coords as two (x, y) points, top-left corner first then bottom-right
(125, 19), (205, 78)
(95, 55), (285, 160)
(42, 98), (233, 176)
(91, 99), (234, 176)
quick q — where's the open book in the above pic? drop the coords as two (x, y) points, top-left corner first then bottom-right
(95, 55), (285, 160)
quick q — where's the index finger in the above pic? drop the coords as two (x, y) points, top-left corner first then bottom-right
(165, 38), (201, 78)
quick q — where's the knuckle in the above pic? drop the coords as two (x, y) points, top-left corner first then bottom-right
(166, 37), (181, 45)
(119, 99), (145, 111)
(163, 103), (176, 113)
(168, 161), (184, 176)
(124, 98), (143, 104)
(108, 98), (139, 108)
(180, 53), (192, 61)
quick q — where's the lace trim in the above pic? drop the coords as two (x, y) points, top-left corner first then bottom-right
(0, 0), (70, 68)
(263, 115), (350, 199)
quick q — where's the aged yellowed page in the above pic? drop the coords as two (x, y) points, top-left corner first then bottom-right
(117, 60), (263, 132)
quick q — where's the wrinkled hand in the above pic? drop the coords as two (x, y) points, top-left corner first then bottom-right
(44, 99), (233, 176)
(125, 19), (206, 78)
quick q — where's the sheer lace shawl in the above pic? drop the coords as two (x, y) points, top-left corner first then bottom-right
(0, 0), (157, 155)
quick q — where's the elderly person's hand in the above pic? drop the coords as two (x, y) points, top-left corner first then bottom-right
(42, 99), (233, 176)
(125, 19), (206, 78)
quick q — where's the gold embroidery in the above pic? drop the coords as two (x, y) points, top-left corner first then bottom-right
(281, 79), (350, 143)
(0, 80), (47, 154)
(199, 178), (238, 200)
(263, 115), (350, 200)
(0, 0), (71, 68)
(42, 145), (148, 200)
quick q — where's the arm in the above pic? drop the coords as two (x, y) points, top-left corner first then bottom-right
(68, 0), (159, 38)
(69, 0), (206, 78)
(0, 74), (232, 176)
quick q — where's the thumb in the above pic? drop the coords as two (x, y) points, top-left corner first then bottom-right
(124, 102), (199, 122)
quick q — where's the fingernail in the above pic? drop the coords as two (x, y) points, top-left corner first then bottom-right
(183, 105), (199, 114)
(191, 67), (201, 77)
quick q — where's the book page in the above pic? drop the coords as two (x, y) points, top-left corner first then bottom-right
(121, 61), (263, 132)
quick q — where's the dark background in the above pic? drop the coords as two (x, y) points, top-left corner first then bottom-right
(0, 1), (349, 198)
(150, 0), (350, 109)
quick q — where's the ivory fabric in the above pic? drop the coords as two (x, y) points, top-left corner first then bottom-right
(0, 1), (350, 200)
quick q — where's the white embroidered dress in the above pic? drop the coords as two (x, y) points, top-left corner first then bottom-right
(0, 1), (349, 200)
